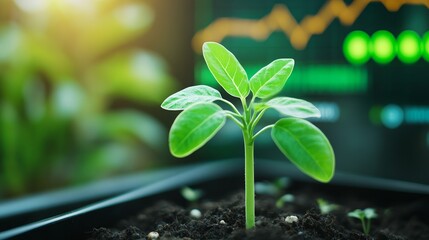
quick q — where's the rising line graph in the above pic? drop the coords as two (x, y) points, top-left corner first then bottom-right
(192, 0), (429, 52)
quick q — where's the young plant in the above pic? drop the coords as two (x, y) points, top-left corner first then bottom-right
(348, 208), (378, 235)
(255, 177), (290, 196)
(162, 42), (335, 229)
(317, 198), (339, 214)
(276, 194), (295, 208)
(181, 186), (203, 203)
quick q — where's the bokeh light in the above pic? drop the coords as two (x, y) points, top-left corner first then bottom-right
(397, 30), (421, 64)
(343, 31), (371, 65)
(381, 104), (404, 129)
(423, 31), (429, 61)
(371, 30), (396, 64)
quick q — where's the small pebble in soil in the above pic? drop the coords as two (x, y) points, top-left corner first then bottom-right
(147, 231), (159, 239)
(285, 215), (299, 223)
(190, 209), (202, 219)
(219, 220), (226, 225)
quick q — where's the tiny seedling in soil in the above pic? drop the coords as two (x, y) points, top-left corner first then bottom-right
(181, 186), (203, 203)
(255, 177), (291, 196)
(162, 42), (335, 229)
(348, 208), (378, 235)
(276, 193), (295, 208)
(317, 198), (339, 214)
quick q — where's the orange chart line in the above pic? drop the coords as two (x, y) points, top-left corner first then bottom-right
(192, 0), (429, 52)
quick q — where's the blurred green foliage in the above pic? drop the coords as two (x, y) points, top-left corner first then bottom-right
(0, 0), (177, 198)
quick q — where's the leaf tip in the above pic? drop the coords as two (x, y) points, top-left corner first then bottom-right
(202, 41), (218, 52)
(160, 101), (168, 110)
(314, 109), (322, 118)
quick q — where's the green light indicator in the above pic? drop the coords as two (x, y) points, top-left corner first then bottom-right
(371, 30), (396, 64)
(397, 30), (421, 64)
(343, 31), (370, 65)
(423, 32), (429, 62)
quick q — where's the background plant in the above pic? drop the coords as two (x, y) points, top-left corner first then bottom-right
(162, 42), (335, 229)
(348, 208), (378, 235)
(0, 1), (176, 198)
(317, 198), (339, 214)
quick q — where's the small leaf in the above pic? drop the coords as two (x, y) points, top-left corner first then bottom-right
(348, 209), (365, 220)
(258, 97), (320, 118)
(317, 198), (339, 214)
(169, 103), (226, 157)
(364, 208), (378, 219)
(250, 59), (294, 99)
(181, 187), (203, 202)
(202, 42), (249, 98)
(161, 85), (222, 110)
(271, 118), (335, 182)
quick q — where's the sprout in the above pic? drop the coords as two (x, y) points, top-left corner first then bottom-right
(162, 42), (335, 229)
(348, 208), (378, 235)
(181, 186), (203, 203)
(276, 194), (295, 208)
(317, 198), (339, 214)
(255, 177), (291, 196)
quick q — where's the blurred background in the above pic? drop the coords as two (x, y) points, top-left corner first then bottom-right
(0, 0), (428, 200)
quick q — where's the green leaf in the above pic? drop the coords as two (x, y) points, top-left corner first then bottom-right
(169, 103), (226, 157)
(348, 209), (365, 220)
(257, 97), (320, 118)
(250, 59), (294, 99)
(181, 187), (203, 202)
(271, 118), (335, 182)
(161, 85), (222, 110)
(363, 208), (378, 219)
(202, 42), (249, 98)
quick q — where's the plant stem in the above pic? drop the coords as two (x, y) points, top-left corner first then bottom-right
(219, 98), (241, 116)
(364, 219), (371, 235)
(226, 113), (244, 129)
(250, 109), (266, 133)
(243, 130), (255, 229)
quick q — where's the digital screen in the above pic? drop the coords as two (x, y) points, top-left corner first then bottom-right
(193, 0), (429, 184)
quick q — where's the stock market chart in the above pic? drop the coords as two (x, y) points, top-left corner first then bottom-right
(193, 0), (429, 184)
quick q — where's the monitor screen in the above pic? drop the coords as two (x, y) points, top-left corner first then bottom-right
(192, 0), (429, 184)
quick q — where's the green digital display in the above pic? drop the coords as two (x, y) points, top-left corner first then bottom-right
(424, 32), (429, 61)
(343, 31), (371, 65)
(343, 30), (428, 65)
(371, 30), (396, 64)
(397, 30), (421, 64)
(194, 0), (429, 185)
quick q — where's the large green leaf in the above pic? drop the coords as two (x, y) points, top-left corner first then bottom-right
(271, 118), (334, 182)
(161, 85), (222, 110)
(257, 97), (320, 119)
(202, 42), (249, 98)
(169, 103), (226, 157)
(250, 59), (294, 99)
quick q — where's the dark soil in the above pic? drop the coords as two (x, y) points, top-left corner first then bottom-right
(89, 181), (429, 240)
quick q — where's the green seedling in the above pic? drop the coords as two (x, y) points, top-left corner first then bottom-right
(162, 42), (335, 229)
(255, 177), (290, 196)
(276, 194), (295, 208)
(317, 198), (339, 214)
(181, 186), (203, 203)
(348, 208), (378, 235)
